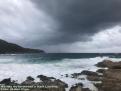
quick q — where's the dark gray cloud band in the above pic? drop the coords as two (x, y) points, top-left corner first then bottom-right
(31, 0), (121, 44)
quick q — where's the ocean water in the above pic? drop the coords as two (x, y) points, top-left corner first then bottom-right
(0, 53), (121, 91)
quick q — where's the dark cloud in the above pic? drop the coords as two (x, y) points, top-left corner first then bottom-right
(31, 0), (121, 44)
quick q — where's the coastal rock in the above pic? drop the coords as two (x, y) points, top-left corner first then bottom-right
(95, 60), (121, 69)
(27, 76), (35, 81)
(96, 60), (121, 91)
(0, 75), (67, 91)
(54, 79), (68, 88)
(65, 74), (69, 77)
(37, 75), (52, 82)
(69, 83), (83, 91)
(69, 83), (91, 91)
(103, 69), (121, 80)
(0, 78), (17, 85)
(96, 69), (106, 73)
(37, 75), (68, 88)
(71, 73), (82, 78)
(0, 78), (11, 85)
(94, 83), (102, 90)
(81, 70), (98, 76)
(22, 76), (35, 85)
(87, 75), (102, 81)
(95, 60), (113, 67)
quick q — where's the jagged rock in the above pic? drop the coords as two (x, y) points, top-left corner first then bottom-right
(54, 79), (68, 88)
(96, 61), (121, 91)
(95, 60), (121, 69)
(69, 83), (91, 91)
(96, 69), (106, 73)
(0, 78), (17, 85)
(27, 76), (35, 81)
(82, 88), (91, 91)
(37, 75), (52, 82)
(81, 70), (98, 76)
(0, 78), (11, 85)
(94, 83), (102, 90)
(65, 74), (69, 77)
(95, 60), (113, 67)
(69, 84), (83, 91)
(71, 73), (82, 78)
(22, 76), (35, 85)
(87, 75), (102, 81)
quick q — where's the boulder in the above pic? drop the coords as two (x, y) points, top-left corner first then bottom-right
(71, 73), (82, 78)
(37, 75), (51, 82)
(22, 76), (35, 85)
(96, 60), (121, 69)
(96, 61), (121, 91)
(81, 70), (98, 76)
(54, 79), (68, 88)
(69, 83), (83, 91)
(96, 69), (106, 73)
(87, 76), (102, 81)
(69, 83), (91, 91)
(0, 78), (11, 85)
(95, 60), (113, 67)
(27, 76), (35, 81)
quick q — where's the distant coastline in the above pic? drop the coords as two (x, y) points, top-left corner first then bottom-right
(0, 39), (45, 54)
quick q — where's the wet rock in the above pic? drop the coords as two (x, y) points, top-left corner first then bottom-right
(54, 79), (68, 88)
(104, 69), (121, 80)
(69, 84), (83, 91)
(94, 83), (102, 90)
(96, 60), (121, 69)
(65, 74), (69, 77)
(82, 88), (91, 91)
(0, 78), (17, 85)
(87, 76), (102, 81)
(71, 73), (82, 78)
(69, 83), (91, 91)
(95, 60), (113, 67)
(37, 75), (52, 82)
(81, 70), (98, 76)
(96, 61), (121, 91)
(0, 78), (11, 85)
(27, 76), (35, 81)
(78, 78), (85, 80)
(22, 76), (35, 85)
(96, 69), (106, 73)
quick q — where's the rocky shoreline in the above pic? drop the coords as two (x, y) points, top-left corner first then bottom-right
(70, 59), (121, 91)
(0, 59), (121, 91)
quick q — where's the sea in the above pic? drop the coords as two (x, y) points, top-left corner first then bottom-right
(0, 53), (121, 91)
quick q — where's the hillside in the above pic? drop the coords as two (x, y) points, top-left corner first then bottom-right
(0, 39), (44, 54)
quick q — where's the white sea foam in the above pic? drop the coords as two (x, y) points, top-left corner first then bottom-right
(0, 56), (120, 91)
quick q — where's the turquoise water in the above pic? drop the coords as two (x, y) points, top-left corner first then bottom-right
(0, 53), (120, 64)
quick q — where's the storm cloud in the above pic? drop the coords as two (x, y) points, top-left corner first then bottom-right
(31, 0), (121, 44)
(0, 0), (121, 52)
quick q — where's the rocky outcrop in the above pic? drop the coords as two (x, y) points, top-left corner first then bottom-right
(0, 39), (44, 54)
(96, 69), (106, 73)
(94, 60), (121, 91)
(71, 70), (98, 79)
(22, 76), (35, 85)
(0, 78), (18, 85)
(95, 60), (113, 67)
(69, 83), (91, 91)
(87, 75), (102, 81)
(96, 59), (121, 69)
(81, 70), (98, 76)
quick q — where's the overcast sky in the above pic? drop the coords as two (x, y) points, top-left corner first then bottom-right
(0, 0), (121, 53)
